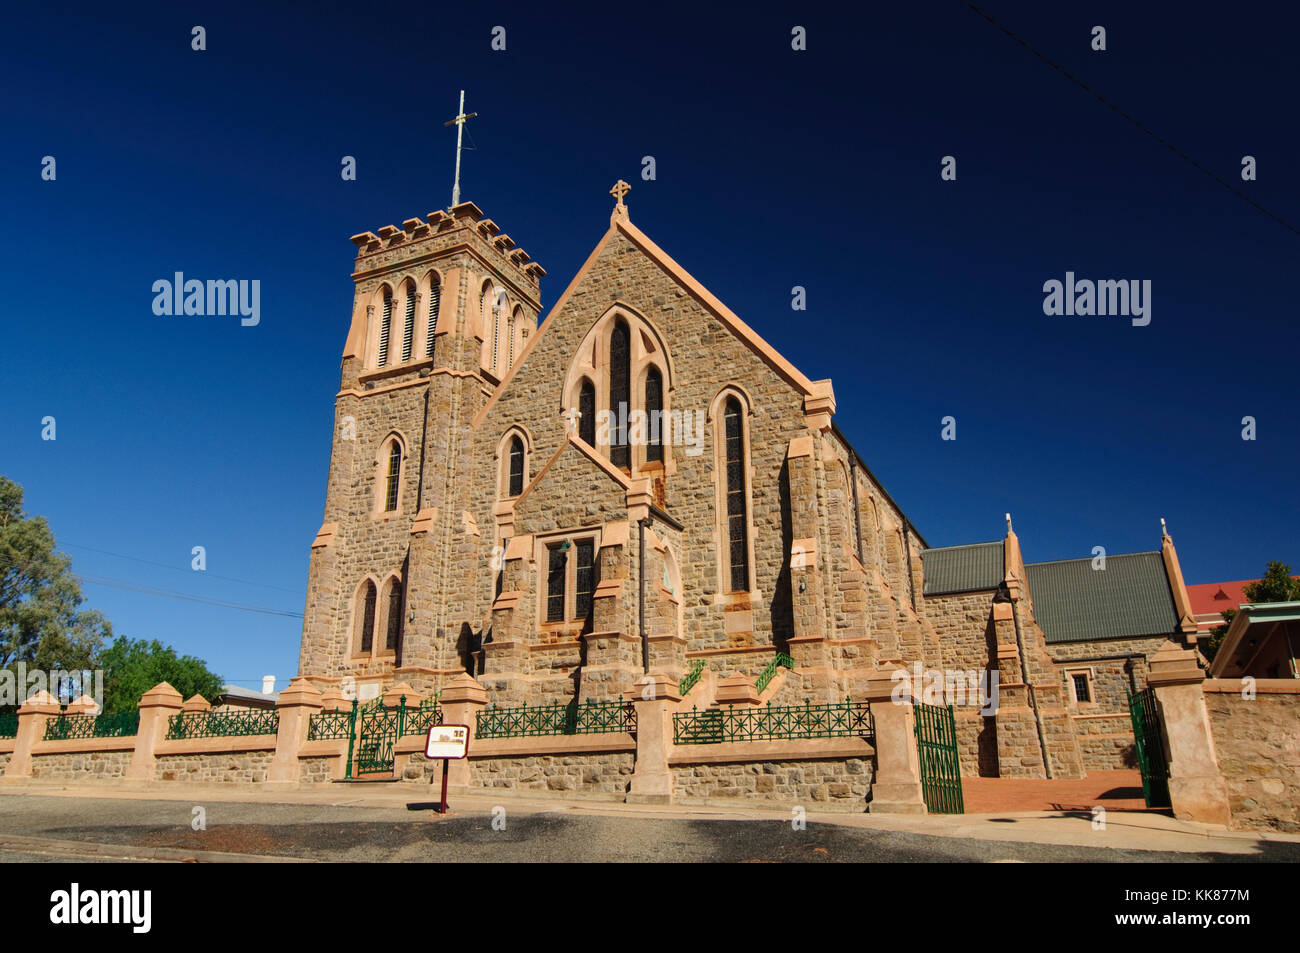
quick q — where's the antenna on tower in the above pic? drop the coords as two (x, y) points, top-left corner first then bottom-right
(444, 90), (478, 209)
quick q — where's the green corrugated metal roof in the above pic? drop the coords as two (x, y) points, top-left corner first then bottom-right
(921, 541), (1004, 595)
(1026, 552), (1177, 644)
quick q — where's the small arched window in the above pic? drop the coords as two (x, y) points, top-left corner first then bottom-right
(377, 289), (393, 367)
(578, 378), (596, 446)
(384, 441), (401, 512)
(385, 580), (403, 652)
(507, 436), (525, 497)
(609, 320), (631, 467)
(645, 366), (664, 463)
(723, 397), (749, 592)
(400, 285), (415, 362)
(426, 274), (440, 357)
(359, 580), (377, 654)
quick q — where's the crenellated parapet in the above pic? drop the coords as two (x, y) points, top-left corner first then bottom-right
(349, 201), (546, 305)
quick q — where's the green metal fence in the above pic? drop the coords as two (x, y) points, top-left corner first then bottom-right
(679, 659), (706, 696)
(914, 702), (964, 814)
(476, 698), (636, 739)
(0, 712), (19, 739)
(673, 697), (872, 745)
(400, 696), (443, 737)
(166, 708), (279, 740)
(754, 653), (794, 695)
(1127, 687), (1171, 809)
(307, 706), (355, 741)
(44, 711), (140, 741)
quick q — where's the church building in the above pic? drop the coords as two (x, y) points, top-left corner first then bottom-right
(295, 180), (1202, 782)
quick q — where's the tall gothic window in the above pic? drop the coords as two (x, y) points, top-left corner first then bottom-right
(578, 378), (596, 446)
(546, 544), (566, 623)
(609, 320), (631, 467)
(507, 436), (524, 497)
(359, 580), (377, 653)
(384, 441), (401, 511)
(723, 397), (749, 592)
(401, 287), (415, 362)
(426, 274), (440, 357)
(575, 539), (597, 622)
(385, 581), (403, 651)
(645, 366), (664, 463)
(377, 289), (393, 366)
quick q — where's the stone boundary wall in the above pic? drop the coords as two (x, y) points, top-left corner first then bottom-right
(670, 758), (871, 809)
(1203, 679), (1300, 833)
(156, 750), (275, 783)
(29, 750), (133, 781)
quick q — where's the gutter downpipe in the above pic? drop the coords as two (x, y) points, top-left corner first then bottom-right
(639, 517), (650, 673)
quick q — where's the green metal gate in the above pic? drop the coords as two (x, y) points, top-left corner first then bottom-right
(914, 702), (964, 814)
(354, 697), (399, 777)
(1127, 687), (1170, 808)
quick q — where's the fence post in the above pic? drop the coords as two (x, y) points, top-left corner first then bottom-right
(627, 673), (680, 804)
(863, 671), (927, 813)
(1147, 641), (1231, 826)
(439, 673), (488, 793)
(1, 690), (61, 781)
(268, 677), (324, 784)
(125, 682), (183, 781)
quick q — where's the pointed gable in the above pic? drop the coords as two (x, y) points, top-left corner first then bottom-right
(511, 435), (630, 532)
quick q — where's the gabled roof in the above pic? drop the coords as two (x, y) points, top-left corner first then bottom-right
(512, 433), (631, 513)
(473, 212), (817, 428)
(1026, 552), (1178, 644)
(921, 540), (1004, 595)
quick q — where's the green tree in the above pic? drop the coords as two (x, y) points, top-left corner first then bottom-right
(98, 637), (224, 715)
(0, 476), (108, 673)
(1205, 561), (1300, 663)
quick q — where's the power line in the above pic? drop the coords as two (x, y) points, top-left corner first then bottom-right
(0, 549), (302, 619)
(77, 574), (303, 619)
(60, 541), (301, 594)
(964, 2), (1300, 237)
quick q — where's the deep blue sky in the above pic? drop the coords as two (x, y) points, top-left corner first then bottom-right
(2, 1), (1297, 688)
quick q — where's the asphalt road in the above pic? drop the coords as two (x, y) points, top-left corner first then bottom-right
(1, 795), (1297, 863)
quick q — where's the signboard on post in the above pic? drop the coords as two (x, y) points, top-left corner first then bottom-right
(425, 724), (468, 760)
(424, 724), (468, 814)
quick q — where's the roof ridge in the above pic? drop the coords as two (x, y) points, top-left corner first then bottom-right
(921, 539), (1002, 555)
(1026, 550), (1161, 568)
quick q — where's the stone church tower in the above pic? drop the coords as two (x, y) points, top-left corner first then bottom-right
(297, 201), (545, 700)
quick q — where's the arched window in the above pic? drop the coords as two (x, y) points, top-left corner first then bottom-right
(426, 274), (440, 358)
(385, 580), (403, 652)
(723, 397), (749, 592)
(400, 284), (415, 362)
(358, 580), (377, 654)
(608, 319), (631, 467)
(384, 441), (401, 512)
(645, 366), (664, 463)
(578, 378), (596, 447)
(507, 436), (525, 497)
(377, 289), (393, 366)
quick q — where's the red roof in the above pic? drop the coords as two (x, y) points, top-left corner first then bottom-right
(1187, 576), (1300, 624)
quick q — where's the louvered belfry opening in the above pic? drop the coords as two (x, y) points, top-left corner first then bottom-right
(426, 275), (440, 357)
(401, 288), (415, 362)
(377, 290), (393, 366)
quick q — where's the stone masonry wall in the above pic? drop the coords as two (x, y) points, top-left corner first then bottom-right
(155, 750), (274, 783)
(1206, 688), (1300, 833)
(462, 752), (635, 795)
(670, 757), (872, 810)
(30, 750), (132, 780)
